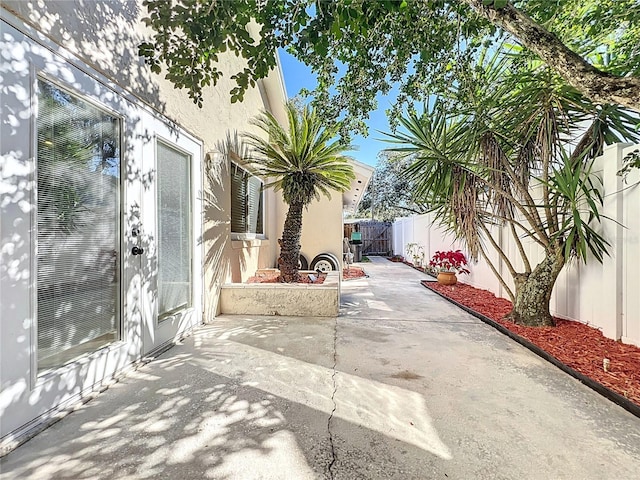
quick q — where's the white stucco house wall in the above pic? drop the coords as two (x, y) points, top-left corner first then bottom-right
(0, 1), (371, 453)
(293, 159), (374, 272)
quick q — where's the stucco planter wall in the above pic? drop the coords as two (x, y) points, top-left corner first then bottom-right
(220, 271), (340, 317)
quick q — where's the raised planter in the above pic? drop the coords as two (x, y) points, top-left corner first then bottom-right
(220, 270), (340, 317)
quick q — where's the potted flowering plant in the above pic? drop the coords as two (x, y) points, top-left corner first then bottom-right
(429, 250), (470, 285)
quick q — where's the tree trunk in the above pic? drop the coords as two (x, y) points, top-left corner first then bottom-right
(464, 0), (640, 112)
(279, 201), (303, 283)
(508, 249), (565, 327)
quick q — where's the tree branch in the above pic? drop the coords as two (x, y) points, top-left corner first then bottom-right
(487, 138), (548, 242)
(479, 242), (515, 302)
(477, 211), (548, 250)
(394, 204), (428, 215)
(509, 222), (532, 274)
(458, 164), (551, 248)
(464, 0), (640, 111)
(478, 221), (518, 279)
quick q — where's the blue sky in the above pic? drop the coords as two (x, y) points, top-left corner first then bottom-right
(278, 49), (396, 168)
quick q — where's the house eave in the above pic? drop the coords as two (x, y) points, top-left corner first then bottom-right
(343, 159), (375, 216)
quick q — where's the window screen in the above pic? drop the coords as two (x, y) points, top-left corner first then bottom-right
(157, 141), (192, 319)
(231, 163), (264, 235)
(36, 78), (120, 370)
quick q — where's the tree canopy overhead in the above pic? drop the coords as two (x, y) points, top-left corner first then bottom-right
(140, 0), (640, 134)
(355, 151), (428, 222)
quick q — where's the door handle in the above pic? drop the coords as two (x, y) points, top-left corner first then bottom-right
(132, 246), (145, 256)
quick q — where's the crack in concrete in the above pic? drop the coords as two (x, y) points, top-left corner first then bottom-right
(326, 316), (338, 479)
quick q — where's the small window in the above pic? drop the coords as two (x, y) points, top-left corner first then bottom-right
(231, 163), (264, 236)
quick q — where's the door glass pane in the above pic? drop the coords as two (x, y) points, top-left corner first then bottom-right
(157, 141), (191, 319)
(37, 78), (120, 371)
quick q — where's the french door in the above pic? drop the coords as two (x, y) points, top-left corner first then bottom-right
(34, 78), (201, 371)
(137, 119), (201, 354)
(0, 17), (202, 440)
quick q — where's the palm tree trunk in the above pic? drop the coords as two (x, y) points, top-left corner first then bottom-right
(279, 201), (304, 282)
(508, 248), (565, 327)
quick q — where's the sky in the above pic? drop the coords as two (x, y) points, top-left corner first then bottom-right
(278, 49), (397, 168)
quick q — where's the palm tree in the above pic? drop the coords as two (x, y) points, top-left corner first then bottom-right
(244, 102), (355, 282)
(384, 51), (639, 326)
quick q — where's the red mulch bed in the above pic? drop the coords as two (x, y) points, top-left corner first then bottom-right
(247, 266), (367, 284)
(343, 266), (366, 280)
(423, 281), (640, 407)
(247, 265), (366, 285)
(387, 257), (430, 273)
(404, 261), (426, 272)
(247, 272), (326, 284)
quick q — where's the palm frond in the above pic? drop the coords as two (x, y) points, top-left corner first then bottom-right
(244, 101), (355, 206)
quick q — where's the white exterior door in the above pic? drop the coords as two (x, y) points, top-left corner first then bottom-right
(31, 77), (202, 373)
(0, 16), (202, 442)
(138, 120), (202, 354)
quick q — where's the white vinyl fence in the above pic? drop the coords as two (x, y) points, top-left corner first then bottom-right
(393, 143), (640, 347)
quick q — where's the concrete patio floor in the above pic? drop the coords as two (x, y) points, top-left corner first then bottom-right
(1, 256), (640, 479)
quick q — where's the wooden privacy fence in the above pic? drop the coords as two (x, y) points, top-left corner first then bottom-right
(345, 221), (393, 255)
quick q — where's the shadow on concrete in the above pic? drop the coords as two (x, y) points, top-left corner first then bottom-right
(0, 324), (451, 480)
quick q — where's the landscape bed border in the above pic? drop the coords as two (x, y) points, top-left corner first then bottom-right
(420, 280), (640, 420)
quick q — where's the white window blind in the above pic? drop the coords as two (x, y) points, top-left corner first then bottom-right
(231, 163), (264, 235)
(157, 141), (192, 319)
(36, 78), (120, 370)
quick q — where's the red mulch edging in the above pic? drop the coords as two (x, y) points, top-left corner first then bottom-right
(387, 256), (432, 274)
(422, 281), (640, 414)
(343, 266), (366, 280)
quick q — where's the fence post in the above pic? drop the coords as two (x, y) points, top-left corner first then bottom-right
(599, 144), (628, 340)
(401, 218), (406, 256)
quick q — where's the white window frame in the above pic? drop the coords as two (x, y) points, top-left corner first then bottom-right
(154, 137), (194, 321)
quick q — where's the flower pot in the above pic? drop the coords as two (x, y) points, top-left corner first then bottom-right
(437, 271), (457, 285)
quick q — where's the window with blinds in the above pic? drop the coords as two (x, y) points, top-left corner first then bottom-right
(231, 163), (264, 235)
(157, 141), (192, 319)
(36, 78), (121, 371)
